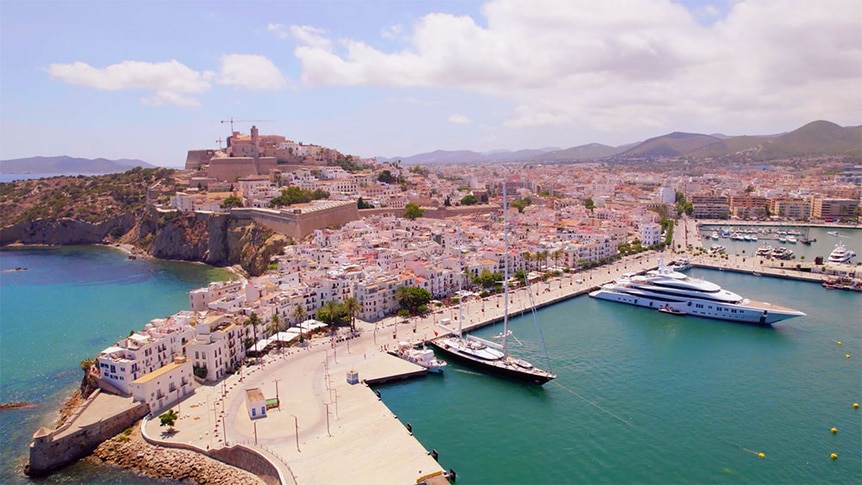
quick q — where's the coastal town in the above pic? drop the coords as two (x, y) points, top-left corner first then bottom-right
(17, 124), (862, 484)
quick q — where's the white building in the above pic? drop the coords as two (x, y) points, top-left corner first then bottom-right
(189, 280), (243, 311)
(96, 315), (195, 395)
(187, 313), (247, 382)
(639, 222), (662, 247)
(131, 357), (194, 415)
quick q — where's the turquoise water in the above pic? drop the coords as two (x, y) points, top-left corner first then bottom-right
(0, 246), (233, 484)
(380, 269), (862, 484)
(2, 247), (859, 484)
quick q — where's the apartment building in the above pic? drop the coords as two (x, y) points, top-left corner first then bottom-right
(130, 357), (194, 415)
(96, 314), (196, 395)
(187, 313), (247, 382)
(189, 280), (243, 312)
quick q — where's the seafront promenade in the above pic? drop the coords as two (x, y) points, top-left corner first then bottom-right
(139, 226), (854, 483)
(141, 251), (672, 483)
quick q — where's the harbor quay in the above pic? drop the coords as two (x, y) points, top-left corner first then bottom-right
(40, 219), (850, 483)
(135, 253), (665, 484)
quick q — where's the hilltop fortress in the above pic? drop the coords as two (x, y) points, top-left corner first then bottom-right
(185, 125), (344, 181)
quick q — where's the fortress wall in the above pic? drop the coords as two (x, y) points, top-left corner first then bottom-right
(27, 401), (149, 476)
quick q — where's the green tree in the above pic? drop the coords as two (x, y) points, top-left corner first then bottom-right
(159, 409), (178, 433)
(357, 197), (373, 209)
(395, 286), (432, 315)
(378, 170), (395, 184)
(403, 203), (423, 220)
(345, 297), (361, 333)
(472, 269), (502, 289)
(221, 195), (243, 209)
(460, 194), (479, 206)
(292, 304), (306, 325)
(584, 197), (596, 211)
(244, 312), (261, 358)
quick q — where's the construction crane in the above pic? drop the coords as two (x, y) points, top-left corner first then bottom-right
(220, 117), (272, 133)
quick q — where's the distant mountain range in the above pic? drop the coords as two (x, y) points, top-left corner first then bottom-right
(0, 156), (154, 174)
(378, 120), (861, 164)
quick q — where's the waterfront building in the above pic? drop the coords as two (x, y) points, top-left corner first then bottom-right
(729, 194), (768, 219)
(811, 196), (859, 220)
(130, 357), (194, 415)
(691, 194), (730, 219)
(187, 313), (246, 382)
(189, 280), (243, 312)
(768, 198), (812, 220)
(639, 222), (662, 247)
(96, 314), (196, 395)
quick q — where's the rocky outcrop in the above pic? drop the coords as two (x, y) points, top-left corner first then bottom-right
(89, 425), (264, 484)
(0, 213), (135, 246)
(138, 210), (288, 276)
(1, 209), (287, 276)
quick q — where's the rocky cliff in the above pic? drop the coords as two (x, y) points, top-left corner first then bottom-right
(1, 210), (288, 277)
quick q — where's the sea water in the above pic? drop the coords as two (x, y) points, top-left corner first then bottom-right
(1, 247), (859, 484)
(379, 269), (862, 484)
(0, 246), (233, 484)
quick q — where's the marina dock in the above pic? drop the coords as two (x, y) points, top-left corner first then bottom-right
(122, 219), (860, 483)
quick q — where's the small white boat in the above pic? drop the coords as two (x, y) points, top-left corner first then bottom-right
(391, 341), (447, 373)
(827, 231), (839, 237)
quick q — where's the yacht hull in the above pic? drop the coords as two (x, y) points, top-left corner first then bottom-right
(428, 338), (555, 385)
(589, 288), (804, 325)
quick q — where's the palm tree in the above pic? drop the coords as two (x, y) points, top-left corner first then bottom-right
(270, 313), (282, 349)
(345, 297), (360, 333)
(322, 300), (340, 337)
(245, 311), (261, 361)
(292, 304), (305, 326)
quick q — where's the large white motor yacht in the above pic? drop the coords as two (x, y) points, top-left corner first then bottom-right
(589, 261), (805, 325)
(827, 242), (856, 264)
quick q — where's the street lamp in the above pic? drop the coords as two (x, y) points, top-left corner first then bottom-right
(291, 414), (301, 452)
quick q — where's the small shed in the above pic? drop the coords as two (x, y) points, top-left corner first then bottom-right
(245, 388), (267, 419)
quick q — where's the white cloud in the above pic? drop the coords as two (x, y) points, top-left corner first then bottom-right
(267, 23), (291, 39)
(290, 25), (332, 49)
(46, 60), (212, 107)
(217, 54), (288, 91)
(381, 23), (403, 39)
(289, 0), (862, 134)
(447, 114), (471, 124)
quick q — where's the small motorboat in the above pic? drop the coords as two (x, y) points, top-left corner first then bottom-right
(658, 306), (686, 316)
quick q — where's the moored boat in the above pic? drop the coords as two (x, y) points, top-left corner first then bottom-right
(390, 341), (447, 373)
(589, 259), (806, 325)
(827, 242), (856, 264)
(430, 185), (556, 385)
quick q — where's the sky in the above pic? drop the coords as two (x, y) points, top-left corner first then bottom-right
(1, 0), (860, 167)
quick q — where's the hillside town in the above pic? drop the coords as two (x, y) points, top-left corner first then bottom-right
(91, 125), (862, 415)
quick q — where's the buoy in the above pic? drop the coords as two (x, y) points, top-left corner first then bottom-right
(836, 340), (842, 345)
(854, 402), (859, 409)
(757, 452), (765, 459)
(830, 427), (837, 434)
(845, 354), (851, 359)
(830, 453), (838, 460)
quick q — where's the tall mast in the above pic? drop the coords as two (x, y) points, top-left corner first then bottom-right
(502, 183), (510, 357)
(457, 222), (464, 339)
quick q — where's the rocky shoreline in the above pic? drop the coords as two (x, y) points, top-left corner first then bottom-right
(87, 423), (264, 484)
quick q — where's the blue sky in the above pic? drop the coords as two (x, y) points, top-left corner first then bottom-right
(1, 0), (860, 167)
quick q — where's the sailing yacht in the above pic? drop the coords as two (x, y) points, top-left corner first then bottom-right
(429, 184), (556, 385)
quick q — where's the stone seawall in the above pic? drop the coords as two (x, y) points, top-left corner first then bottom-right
(140, 415), (286, 485)
(26, 396), (149, 476)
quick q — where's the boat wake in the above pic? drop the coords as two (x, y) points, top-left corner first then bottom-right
(452, 369), (484, 377)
